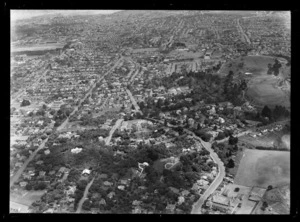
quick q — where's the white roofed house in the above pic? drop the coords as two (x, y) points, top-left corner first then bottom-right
(19, 181), (28, 187)
(71, 147), (82, 154)
(82, 169), (91, 176)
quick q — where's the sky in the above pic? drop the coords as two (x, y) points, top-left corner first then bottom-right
(11, 10), (121, 21)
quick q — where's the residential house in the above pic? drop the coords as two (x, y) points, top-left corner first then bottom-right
(107, 191), (115, 199)
(82, 169), (91, 176)
(103, 181), (113, 186)
(118, 185), (125, 190)
(19, 181), (28, 187)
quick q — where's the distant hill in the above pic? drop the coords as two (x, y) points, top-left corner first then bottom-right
(11, 10), (120, 22)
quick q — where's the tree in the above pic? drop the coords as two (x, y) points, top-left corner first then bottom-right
(197, 123), (201, 130)
(215, 132), (226, 140)
(240, 80), (247, 90)
(227, 159), (235, 168)
(82, 199), (92, 211)
(164, 119), (168, 126)
(224, 70), (234, 94)
(267, 185), (273, 191)
(228, 135), (238, 145)
(261, 105), (272, 119)
(139, 101), (145, 110)
(33, 182), (47, 190)
(21, 99), (30, 107)
(261, 201), (268, 211)
(25, 183), (33, 191)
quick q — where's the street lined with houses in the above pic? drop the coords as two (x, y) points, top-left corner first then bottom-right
(10, 10), (290, 214)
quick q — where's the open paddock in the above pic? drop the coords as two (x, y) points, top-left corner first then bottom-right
(234, 149), (290, 188)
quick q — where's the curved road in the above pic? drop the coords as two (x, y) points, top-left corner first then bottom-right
(142, 118), (226, 214)
(184, 131), (225, 214)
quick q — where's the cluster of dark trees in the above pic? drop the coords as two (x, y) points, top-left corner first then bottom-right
(223, 71), (247, 106)
(215, 129), (234, 141)
(78, 128), (109, 141)
(261, 201), (269, 211)
(20, 99), (31, 107)
(193, 129), (212, 142)
(261, 105), (290, 122)
(228, 135), (239, 146)
(53, 105), (73, 127)
(267, 59), (282, 76)
(25, 181), (47, 191)
(268, 54), (290, 66)
(212, 139), (238, 170)
(180, 150), (215, 182)
(255, 146), (289, 151)
(33, 133), (207, 213)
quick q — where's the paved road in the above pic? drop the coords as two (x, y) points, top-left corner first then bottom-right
(125, 89), (142, 114)
(57, 57), (124, 132)
(143, 117), (226, 214)
(129, 67), (140, 83)
(10, 137), (49, 188)
(76, 176), (96, 213)
(237, 19), (251, 45)
(11, 65), (49, 104)
(105, 119), (124, 145)
(10, 55), (124, 212)
(10, 57), (124, 187)
(184, 130), (225, 214)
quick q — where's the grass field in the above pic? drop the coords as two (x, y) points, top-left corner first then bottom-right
(246, 75), (290, 108)
(234, 149), (290, 188)
(219, 55), (290, 108)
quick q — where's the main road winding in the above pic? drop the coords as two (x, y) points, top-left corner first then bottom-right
(184, 130), (225, 214)
(141, 117), (226, 214)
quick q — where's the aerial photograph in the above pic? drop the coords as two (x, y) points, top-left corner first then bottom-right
(10, 10), (290, 214)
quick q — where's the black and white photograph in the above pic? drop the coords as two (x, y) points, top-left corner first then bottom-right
(10, 9), (291, 215)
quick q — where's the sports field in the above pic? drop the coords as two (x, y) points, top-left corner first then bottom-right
(234, 149), (290, 188)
